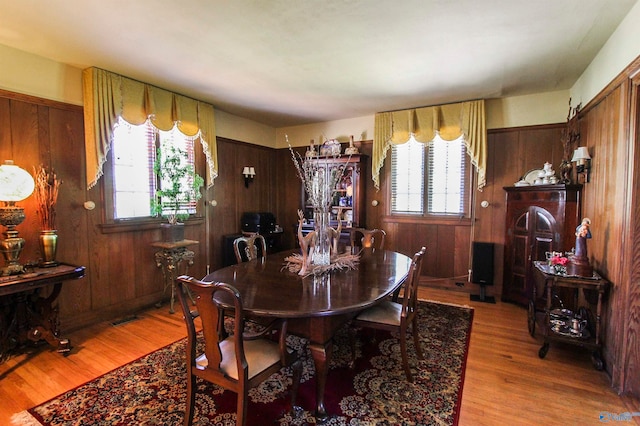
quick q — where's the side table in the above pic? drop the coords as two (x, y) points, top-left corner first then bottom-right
(151, 239), (198, 314)
(0, 263), (85, 362)
(532, 261), (609, 370)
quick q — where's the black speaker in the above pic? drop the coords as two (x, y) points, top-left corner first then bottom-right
(470, 242), (495, 303)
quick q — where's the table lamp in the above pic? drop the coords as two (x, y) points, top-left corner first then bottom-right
(0, 160), (35, 275)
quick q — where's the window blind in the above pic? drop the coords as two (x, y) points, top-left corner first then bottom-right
(391, 138), (425, 214)
(427, 137), (467, 215)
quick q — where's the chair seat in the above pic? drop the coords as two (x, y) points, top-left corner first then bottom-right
(355, 300), (401, 326)
(178, 277), (302, 425)
(195, 337), (282, 381)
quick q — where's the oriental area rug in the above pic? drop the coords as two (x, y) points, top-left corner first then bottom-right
(13, 300), (473, 426)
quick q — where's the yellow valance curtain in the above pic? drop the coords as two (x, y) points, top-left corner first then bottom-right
(372, 99), (487, 191)
(82, 67), (218, 189)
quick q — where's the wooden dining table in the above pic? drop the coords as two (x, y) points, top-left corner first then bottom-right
(202, 248), (411, 421)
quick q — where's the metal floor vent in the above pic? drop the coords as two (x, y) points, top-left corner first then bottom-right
(110, 314), (140, 326)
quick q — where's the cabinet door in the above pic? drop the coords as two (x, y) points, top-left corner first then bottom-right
(504, 209), (530, 304)
(300, 155), (366, 228)
(526, 207), (557, 302)
(503, 206), (557, 305)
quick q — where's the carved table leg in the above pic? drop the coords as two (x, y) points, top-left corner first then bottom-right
(26, 283), (70, 353)
(309, 339), (333, 422)
(0, 282), (70, 361)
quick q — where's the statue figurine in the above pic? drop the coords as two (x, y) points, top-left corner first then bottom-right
(296, 210), (316, 275)
(567, 218), (593, 277)
(305, 139), (317, 158)
(327, 207), (344, 255)
(345, 135), (359, 155)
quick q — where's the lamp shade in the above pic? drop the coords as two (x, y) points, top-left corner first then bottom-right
(571, 146), (591, 162)
(0, 160), (35, 202)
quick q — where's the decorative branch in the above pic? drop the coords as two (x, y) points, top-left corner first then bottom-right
(286, 135), (351, 210)
(33, 165), (62, 230)
(561, 98), (582, 162)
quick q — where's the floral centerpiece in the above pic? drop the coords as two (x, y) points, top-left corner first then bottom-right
(548, 251), (569, 275)
(286, 136), (359, 275)
(33, 165), (62, 266)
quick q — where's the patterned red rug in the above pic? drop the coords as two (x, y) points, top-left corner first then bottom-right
(13, 300), (473, 425)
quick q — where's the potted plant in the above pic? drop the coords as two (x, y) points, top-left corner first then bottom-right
(33, 165), (62, 266)
(151, 145), (204, 242)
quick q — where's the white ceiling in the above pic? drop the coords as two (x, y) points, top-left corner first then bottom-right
(0, 0), (636, 127)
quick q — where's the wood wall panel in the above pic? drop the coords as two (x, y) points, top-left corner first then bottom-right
(4, 80), (639, 399)
(625, 75), (640, 401)
(569, 54), (640, 399)
(274, 145), (307, 249)
(579, 86), (626, 386)
(578, 78), (639, 397)
(209, 138), (237, 267)
(207, 137), (278, 271)
(0, 91), (212, 329)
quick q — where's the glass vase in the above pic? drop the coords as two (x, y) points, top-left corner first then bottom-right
(312, 209), (331, 266)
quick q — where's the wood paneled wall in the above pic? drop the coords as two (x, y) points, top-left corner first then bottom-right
(208, 137), (278, 270)
(0, 91), (279, 330)
(4, 77), (639, 400)
(276, 128), (564, 296)
(0, 90), (574, 325)
(357, 124), (565, 297)
(575, 55), (640, 399)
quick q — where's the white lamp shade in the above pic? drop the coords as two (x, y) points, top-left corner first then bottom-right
(248, 167), (255, 176)
(0, 160), (35, 202)
(571, 146), (591, 162)
(242, 166), (250, 176)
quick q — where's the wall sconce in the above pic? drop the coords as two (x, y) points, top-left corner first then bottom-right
(0, 160), (35, 275)
(242, 166), (255, 188)
(571, 146), (591, 183)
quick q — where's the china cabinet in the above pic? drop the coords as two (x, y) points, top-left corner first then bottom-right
(502, 184), (582, 305)
(299, 154), (367, 237)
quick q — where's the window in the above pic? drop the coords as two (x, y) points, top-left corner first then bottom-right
(390, 138), (425, 214)
(110, 118), (198, 221)
(391, 134), (470, 216)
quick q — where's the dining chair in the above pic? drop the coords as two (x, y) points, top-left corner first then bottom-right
(350, 246), (426, 382)
(349, 228), (386, 251)
(176, 276), (302, 426)
(233, 233), (267, 263)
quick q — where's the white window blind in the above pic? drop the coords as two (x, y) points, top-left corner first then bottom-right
(391, 138), (425, 214)
(112, 119), (156, 219)
(391, 134), (469, 216)
(111, 118), (198, 220)
(427, 136), (467, 214)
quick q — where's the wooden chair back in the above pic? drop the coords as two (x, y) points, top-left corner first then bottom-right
(176, 276), (301, 425)
(400, 246), (427, 321)
(351, 246), (426, 382)
(233, 234), (267, 263)
(350, 228), (386, 250)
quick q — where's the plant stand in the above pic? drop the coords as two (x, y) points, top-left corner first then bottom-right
(151, 239), (198, 313)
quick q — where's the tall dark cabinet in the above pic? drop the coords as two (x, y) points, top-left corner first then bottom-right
(502, 185), (582, 305)
(300, 154), (367, 227)
(296, 154), (367, 246)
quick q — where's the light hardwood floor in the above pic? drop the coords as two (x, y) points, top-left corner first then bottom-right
(0, 287), (637, 425)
